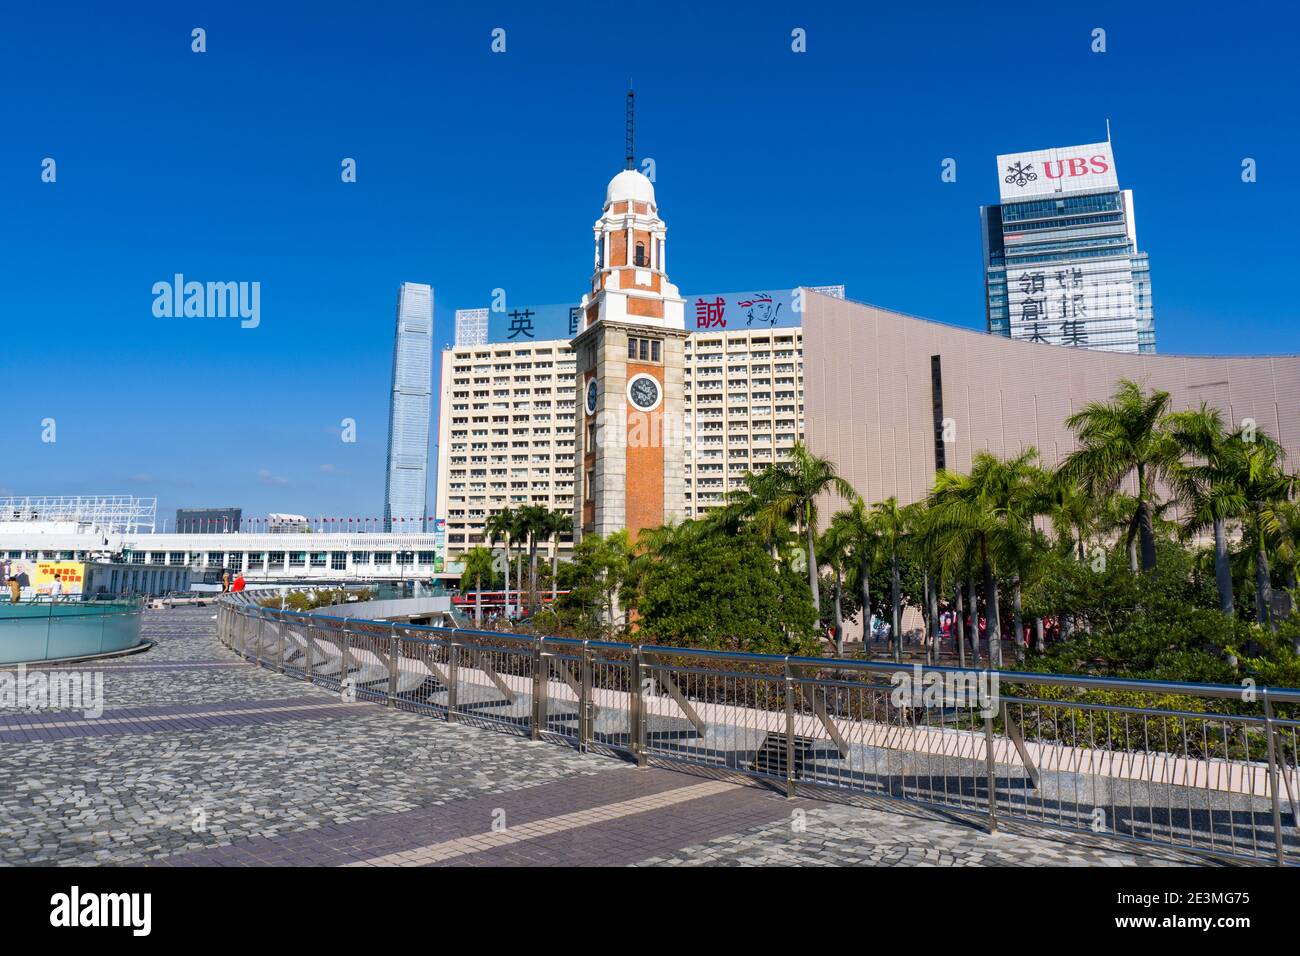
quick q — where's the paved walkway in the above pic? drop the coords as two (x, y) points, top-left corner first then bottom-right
(0, 607), (1209, 867)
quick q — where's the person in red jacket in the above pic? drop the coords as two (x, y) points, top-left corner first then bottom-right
(231, 572), (246, 592)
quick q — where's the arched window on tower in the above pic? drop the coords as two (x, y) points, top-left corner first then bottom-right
(634, 242), (647, 267)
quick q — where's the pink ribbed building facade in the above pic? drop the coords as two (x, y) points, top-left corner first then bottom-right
(802, 291), (1300, 508)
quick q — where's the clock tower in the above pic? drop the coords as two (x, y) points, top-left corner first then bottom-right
(572, 165), (688, 543)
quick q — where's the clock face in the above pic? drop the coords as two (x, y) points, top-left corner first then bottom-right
(585, 378), (598, 415)
(627, 373), (661, 411)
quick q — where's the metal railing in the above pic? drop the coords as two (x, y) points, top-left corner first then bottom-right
(216, 598), (1300, 866)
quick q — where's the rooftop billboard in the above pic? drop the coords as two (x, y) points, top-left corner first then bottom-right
(996, 142), (1118, 202)
(459, 285), (843, 344)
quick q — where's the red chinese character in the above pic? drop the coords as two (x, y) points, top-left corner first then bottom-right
(694, 297), (726, 329)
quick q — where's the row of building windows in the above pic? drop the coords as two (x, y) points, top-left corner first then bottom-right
(1001, 192), (1123, 223)
(1002, 212), (1125, 234)
(628, 336), (662, 363)
(86, 550), (444, 570)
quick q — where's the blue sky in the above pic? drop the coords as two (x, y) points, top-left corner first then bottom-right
(4, 1), (1297, 522)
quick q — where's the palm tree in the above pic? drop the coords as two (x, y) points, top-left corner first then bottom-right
(819, 520), (853, 656)
(1044, 473), (1096, 563)
(1231, 434), (1294, 632)
(459, 546), (494, 627)
(833, 498), (880, 652)
(928, 449), (1045, 669)
(515, 504), (551, 615)
(544, 509), (573, 604)
(1166, 405), (1245, 620)
(759, 443), (856, 615)
(1096, 492), (1141, 574)
(905, 502), (942, 664)
(712, 470), (780, 546)
(1274, 499), (1300, 593)
(484, 507), (515, 618)
(871, 497), (908, 662)
(1060, 379), (1177, 573)
(510, 508), (532, 618)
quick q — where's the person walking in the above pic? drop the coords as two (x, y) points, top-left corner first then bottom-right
(221, 570), (231, 593)
(231, 572), (246, 592)
(7, 576), (19, 603)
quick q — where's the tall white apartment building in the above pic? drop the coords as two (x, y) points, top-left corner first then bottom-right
(435, 326), (805, 558)
(683, 328), (805, 516)
(436, 340), (580, 557)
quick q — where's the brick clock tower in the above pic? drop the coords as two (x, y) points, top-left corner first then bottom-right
(572, 167), (688, 543)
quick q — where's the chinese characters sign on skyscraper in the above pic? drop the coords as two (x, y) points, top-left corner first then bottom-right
(983, 141), (1155, 353)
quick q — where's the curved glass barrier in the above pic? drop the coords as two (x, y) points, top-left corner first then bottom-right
(0, 599), (145, 665)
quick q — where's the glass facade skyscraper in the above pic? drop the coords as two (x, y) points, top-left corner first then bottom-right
(982, 141), (1155, 353)
(383, 282), (433, 532)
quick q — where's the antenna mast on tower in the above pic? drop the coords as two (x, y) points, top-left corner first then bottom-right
(625, 88), (635, 170)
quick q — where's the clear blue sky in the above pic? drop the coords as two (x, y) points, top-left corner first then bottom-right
(4, 1), (1297, 521)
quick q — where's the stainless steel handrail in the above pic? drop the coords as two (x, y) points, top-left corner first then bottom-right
(215, 597), (1300, 866)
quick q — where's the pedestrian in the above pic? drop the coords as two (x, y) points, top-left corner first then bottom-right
(50, 576), (63, 601)
(222, 570), (231, 593)
(7, 576), (19, 604)
(232, 572), (246, 592)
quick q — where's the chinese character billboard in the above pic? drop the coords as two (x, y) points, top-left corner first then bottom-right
(35, 561), (87, 596)
(480, 287), (827, 343)
(485, 303), (584, 343)
(1006, 259), (1137, 349)
(997, 142), (1118, 202)
(686, 289), (806, 332)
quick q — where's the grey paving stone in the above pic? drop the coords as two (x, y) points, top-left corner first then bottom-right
(0, 607), (1226, 868)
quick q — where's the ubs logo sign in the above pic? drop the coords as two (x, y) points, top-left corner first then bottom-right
(1003, 161), (1037, 187)
(1004, 153), (1111, 189)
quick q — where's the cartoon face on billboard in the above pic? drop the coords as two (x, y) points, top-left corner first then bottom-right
(739, 293), (782, 327)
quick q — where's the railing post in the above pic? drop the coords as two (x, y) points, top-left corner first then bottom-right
(784, 657), (796, 799)
(983, 685), (999, 834)
(254, 612), (263, 668)
(340, 627), (352, 695)
(276, 616), (286, 673)
(531, 637), (545, 740)
(303, 617), (315, 684)
(1264, 690), (1286, 867)
(447, 641), (460, 722)
(579, 641), (593, 752)
(387, 623), (398, 708)
(630, 646), (646, 767)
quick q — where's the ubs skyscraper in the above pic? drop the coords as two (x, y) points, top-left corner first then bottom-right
(981, 141), (1155, 353)
(383, 282), (433, 532)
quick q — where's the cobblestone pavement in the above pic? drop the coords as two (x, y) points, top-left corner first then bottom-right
(0, 607), (1211, 867)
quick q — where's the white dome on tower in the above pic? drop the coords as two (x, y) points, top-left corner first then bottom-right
(605, 169), (656, 207)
